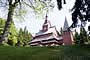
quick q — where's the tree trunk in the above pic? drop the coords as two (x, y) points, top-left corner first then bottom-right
(0, 5), (14, 44)
(0, 0), (20, 44)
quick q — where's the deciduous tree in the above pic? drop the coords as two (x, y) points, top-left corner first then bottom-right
(0, 0), (53, 44)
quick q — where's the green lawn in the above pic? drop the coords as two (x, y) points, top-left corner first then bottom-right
(0, 45), (90, 60)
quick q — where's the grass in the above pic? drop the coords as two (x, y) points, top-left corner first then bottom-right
(0, 45), (90, 60)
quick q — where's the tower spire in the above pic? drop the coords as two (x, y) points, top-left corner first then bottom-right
(63, 17), (69, 31)
(45, 12), (48, 20)
(42, 13), (51, 31)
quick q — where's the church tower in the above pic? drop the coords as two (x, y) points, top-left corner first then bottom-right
(62, 17), (73, 45)
(42, 14), (51, 32)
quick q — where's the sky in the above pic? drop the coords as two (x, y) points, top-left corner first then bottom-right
(1, 0), (89, 35)
(14, 0), (75, 35)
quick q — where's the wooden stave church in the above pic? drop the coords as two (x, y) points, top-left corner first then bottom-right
(29, 15), (73, 46)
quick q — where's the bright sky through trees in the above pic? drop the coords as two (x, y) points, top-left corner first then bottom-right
(1, 0), (89, 35)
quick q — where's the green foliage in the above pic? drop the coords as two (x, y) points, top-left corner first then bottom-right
(0, 18), (32, 46)
(33, 0), (46, 14)
(74, 31), (80, 44)
(14, 4), (27, 22)
(0, 18), (5, 37)
(0, 18), (18, 46)
(16, 27), (32, 46)
(79, 27), (88, 44)
(74, 27), (88, 45)
(7, 22), (18, 46)
(32, 0), (54, 13)
(24, 0), (54, 19)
